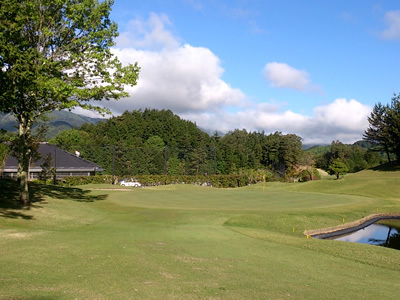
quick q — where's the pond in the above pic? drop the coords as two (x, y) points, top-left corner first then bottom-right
(331, 220), (400, 250)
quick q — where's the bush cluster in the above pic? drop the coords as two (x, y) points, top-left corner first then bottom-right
(62, 175), (114, 186)
(62, 173), (276, 188)
(298, 168), (321, 182)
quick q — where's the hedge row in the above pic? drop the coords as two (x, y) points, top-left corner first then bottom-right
(62, 173), (276, 188)
(62, 175), (114, 186)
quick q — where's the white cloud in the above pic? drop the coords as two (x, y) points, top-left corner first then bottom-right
(381, 10), (400, 40)
(181, 98), (371, 144)
(76, 13), (369, 145)
(336, 226), (378, 243)
(109, 45), (245, 114)
(313, 98), (370, 131)
(263, 62), (312, 91)
(101, 13), (246, 115)
(115, 13), (180, 50)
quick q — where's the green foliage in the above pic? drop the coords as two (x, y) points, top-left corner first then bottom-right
(48, 129), (91, 154)
(1, 170), (400, 298)
(38, 153), (55, 183)
(328, 159), (349, 179)
(298, 168), (321, 182)
(0, 129), (12, 171)
(364, 93), (400, 162)
(304, 145), (330, 155)
(214, 130), (302, 175)
(62, 175), (114, 186)
(62, 173), (276, 188)
(145, 136), (165, 150)
(0, 0), (139, 116)
(315, 140), (383, 173)
(166, 157), (182, 175)
(53, 110), (304, 178)
(0, 0), (139, 204)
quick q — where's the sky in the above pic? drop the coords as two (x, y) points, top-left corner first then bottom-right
(76, 0), (400, 144)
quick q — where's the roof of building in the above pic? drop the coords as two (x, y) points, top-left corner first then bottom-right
(3, 143), (103, 172)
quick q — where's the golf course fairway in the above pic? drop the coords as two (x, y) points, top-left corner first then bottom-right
(1, 169), (399, 299)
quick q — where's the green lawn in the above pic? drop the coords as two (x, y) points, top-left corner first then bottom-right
(1, 170), (399, 299)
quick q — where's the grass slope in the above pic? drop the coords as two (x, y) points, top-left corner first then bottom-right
(0, 169), (399, 299)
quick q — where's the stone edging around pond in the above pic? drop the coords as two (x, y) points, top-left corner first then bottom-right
(304, 213), (400, 239)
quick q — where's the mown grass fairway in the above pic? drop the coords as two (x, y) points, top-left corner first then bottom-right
(1, 169), (400, 299)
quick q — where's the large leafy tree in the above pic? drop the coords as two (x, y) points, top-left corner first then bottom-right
(0, 0), (140, 205)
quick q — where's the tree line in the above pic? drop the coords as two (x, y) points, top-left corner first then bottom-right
(3, 105), (396, 185)
(311, 140), (384, 173)
(49, 109), (303, 177)
(1, 0), (399, 206)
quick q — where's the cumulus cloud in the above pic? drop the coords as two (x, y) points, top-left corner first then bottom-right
(98, 13), (246, 115)
(181, 98), (371, 144)
(263, 62), (313, 91)
(108, 46), (245, 114)
(76, 13), (368, 145)
(381, 10), (400, 40)
(313, 98), (370, 131)
(115, 13), (180, 50)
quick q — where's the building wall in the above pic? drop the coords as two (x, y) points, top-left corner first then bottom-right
(1, 171), (96, 180)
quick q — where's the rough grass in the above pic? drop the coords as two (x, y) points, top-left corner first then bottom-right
(0, 168), (400, 299)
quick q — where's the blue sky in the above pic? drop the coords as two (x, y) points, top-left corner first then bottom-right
(79, 0), (400, 144)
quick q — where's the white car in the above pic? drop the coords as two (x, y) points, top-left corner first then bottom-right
(120, 179), (141, 187)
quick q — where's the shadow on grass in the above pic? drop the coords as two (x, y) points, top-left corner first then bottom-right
(0, 179), (108, 220)
(0, 179), (33, 219)
(30, 182), (108, 203)
(370, 161), (400, 172)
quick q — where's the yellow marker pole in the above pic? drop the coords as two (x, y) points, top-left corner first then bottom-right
(342, 217), (345, 223)
(292, 227), (295, 233)
(306, 235), (310, 240)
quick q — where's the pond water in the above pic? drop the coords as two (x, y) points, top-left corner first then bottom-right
(332, 220), (400, 250)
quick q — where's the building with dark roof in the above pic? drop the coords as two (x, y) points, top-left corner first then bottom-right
(1, 143), (103, 180)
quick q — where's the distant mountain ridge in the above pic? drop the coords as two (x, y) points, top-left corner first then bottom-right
(0, 110), (224, 139)
(0, 111), (103, 138)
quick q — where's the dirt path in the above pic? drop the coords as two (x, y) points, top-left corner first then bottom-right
(317, 168), (329, 177)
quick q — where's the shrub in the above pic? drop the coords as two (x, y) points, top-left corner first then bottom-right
(61, 173), (274, 188)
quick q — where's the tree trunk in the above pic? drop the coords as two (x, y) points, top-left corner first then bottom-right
(17, 119), (32, 206)
(384, 145), (392, 164)
(307, 168), (313, 181)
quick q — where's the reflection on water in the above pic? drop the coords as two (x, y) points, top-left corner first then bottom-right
(332, 220), (400, 250)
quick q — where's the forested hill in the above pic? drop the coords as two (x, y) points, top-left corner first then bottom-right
(0, 111), (102, 138)
(51, 109), (303, 176)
